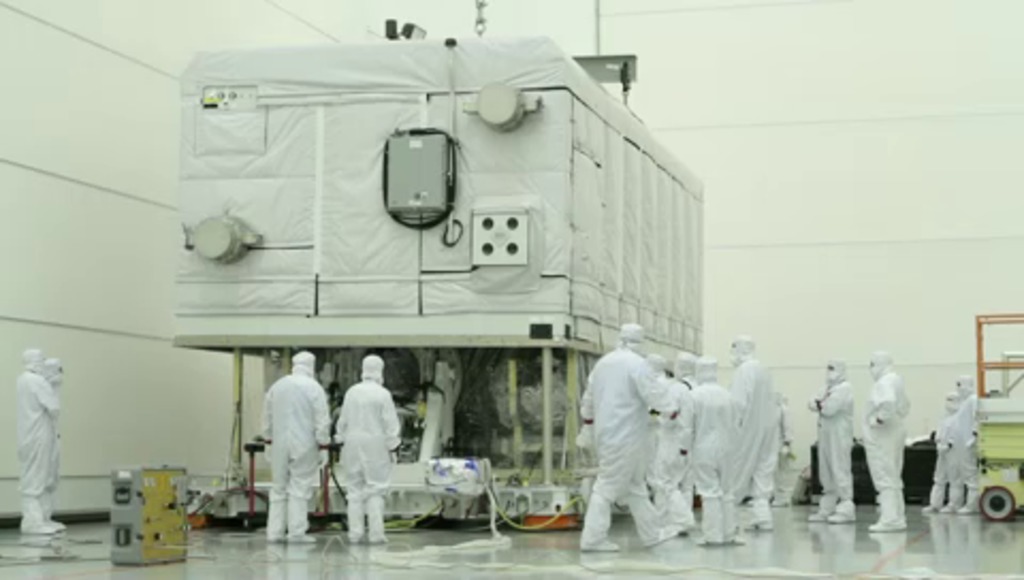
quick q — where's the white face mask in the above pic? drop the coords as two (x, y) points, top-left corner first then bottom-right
(869, 362), (883, 380)
(826, 368), (840, 384)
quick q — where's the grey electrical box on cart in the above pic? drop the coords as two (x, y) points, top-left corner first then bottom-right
(110, 466), (188, 566)
(385, 131), (452, 220)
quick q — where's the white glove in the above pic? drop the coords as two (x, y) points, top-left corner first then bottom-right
(781, 443), (792, 458)
(808, 399), (820, 412)
(577, 424), (594, 450)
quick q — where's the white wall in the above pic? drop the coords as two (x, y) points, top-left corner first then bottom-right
(0, 0), (345, 515)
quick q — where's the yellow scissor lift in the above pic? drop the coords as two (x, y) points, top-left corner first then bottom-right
(975, 314), (1024, 521)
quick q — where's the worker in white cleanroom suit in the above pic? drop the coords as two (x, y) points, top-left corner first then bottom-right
(261, 351), (331, 543)
(951, 375), (979, 515)
(17, 349), (62, 535)
(923, 391), (960, 514)
(336, 355), (402, 545)
(808, 361), (856, 524)
(675, 353), (699, 527)
(729, 336), (778, 531)
(771, 393), (795, 507)
(691, 357), (742, 546)
(41, 358), (65, 532)
(863, 351), (910, 532)
(647, 352), (697, 535)
(579, 323), (677, 552)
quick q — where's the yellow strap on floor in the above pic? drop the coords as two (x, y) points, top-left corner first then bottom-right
(493, 496), (583, 531)
(385, 503), (444, 529)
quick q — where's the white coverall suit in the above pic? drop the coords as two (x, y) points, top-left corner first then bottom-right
(923, 392), (960, 513)
(772, 393), (795, 507)
(41, 358), (65, 532)
(863, 351), (910, 533)
(336, 355), (402, 544)
(262, 351), (331, 543)
(808, 360), (856, 524)
(17, 349), (62, 535)
(690, 357), (742, 546)
(579, 324), (676, 552)
(949, 375), (979, 515)
(729, 336), (779, 531)
(647, 352), (697, 534)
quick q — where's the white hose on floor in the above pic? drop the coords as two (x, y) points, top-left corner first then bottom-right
(367, 485), (511, 565)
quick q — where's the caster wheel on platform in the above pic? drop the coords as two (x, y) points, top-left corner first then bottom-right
(980, 487), (1016, 522)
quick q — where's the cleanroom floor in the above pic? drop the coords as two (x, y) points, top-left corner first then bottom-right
(2, 507), (1022, 579)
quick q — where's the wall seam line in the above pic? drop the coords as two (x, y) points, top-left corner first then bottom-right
(0, 1), (178, 80)
(0, 158), (177, 213)
(0, 314), (172, 343)
(653, 109), (1024, 133)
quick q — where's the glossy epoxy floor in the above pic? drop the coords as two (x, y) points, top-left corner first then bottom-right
(2, 507), (1024, 579)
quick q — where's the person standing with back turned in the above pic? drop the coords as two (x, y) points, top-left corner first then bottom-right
(647, 352), (697, 535)
(262, 351), (331, 544)
(579, 323), (678, 552)
(335, 355), (402, 545)
(729, 336), (778, 532)
(691, 357), (743, 546)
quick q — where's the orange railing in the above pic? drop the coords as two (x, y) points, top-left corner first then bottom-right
(975, 314), (1024, 396)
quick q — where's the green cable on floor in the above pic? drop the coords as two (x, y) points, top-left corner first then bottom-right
(384, 503), (444, 530)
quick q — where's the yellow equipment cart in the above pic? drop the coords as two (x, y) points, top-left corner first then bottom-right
(975, 314), (1024, 521)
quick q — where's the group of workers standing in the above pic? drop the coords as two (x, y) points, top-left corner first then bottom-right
(575, 324), (980, 552)
(14, 348), (402, 544)
(260, 351), (401, 544)
(13, 336), (980, 547)
(810, 352), (915, 532)
(576, 325), (784, 551)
